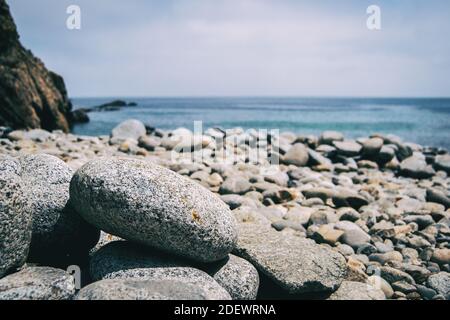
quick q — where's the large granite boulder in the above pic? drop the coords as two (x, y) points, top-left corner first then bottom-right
(233, 223), (347, 295)
(0, 155), (31, 278)
(70, 158), (237, 263)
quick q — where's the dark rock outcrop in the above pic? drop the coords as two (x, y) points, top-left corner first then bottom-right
(70, 109), (90, 124)
(84, 100), (139, 113)
(0, 0), (72, 132)
(68, 100), (139, 124)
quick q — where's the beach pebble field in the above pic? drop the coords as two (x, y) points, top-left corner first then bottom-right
(0, 120), (449, 300)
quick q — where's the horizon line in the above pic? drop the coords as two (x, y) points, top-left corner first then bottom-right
(69, 95), (450, 100)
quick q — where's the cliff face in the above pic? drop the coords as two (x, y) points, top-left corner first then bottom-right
(0, 0), (72, 132)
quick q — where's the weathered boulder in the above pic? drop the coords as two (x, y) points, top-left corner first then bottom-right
(20, 154), (99, 263)
(70, 158), (237, 262)
(0, 267), (75, 300)
(203, 254), (260, 300)
(75, 278), (220, 300)
(1, 154), (98, 271)
(328, 281), (385, 300)
(89, 242), (230, 300)
(427, 272), (450, 297)
(89, 241), (185, 281)
(0, 155), (31, 278)
(233, 223), (347, 294)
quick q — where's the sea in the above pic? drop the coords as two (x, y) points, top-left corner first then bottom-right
(71, 97), (450, 150)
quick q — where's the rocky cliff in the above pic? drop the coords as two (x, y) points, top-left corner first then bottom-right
(0, 0), (72, 132)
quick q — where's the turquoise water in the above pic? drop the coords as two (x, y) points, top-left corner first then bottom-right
(71, 97), (450, 150)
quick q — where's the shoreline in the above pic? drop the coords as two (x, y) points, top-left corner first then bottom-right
(69, 96), (450, 152)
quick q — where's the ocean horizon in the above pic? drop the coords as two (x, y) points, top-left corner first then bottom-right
(71, 97), (450, 150)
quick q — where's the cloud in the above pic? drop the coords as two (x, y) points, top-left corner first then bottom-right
(7, 0), (450, 97)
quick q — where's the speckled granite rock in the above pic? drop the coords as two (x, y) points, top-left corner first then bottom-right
(89, 241), (185, 280)
(75, 279), (218, 300)
(70, 158), (237, 262)
(0, 155), (31, 278)
(427, 272), (450, 297)
(89, 231), (124, 256)
(19, 154), (99, 262)
(0, 267), (75, 300)
(203, 254), (260, 300)
(233, 223), (347, 294)
(98, 267), (231, 300)
(89, 241), (231, 300)
(328, 281), (385, 300)
(111, 119), (146, 142)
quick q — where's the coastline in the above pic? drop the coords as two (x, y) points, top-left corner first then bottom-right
(70, 97), (450, 151)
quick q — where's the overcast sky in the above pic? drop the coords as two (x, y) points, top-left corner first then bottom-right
(7, 0), (450, 97)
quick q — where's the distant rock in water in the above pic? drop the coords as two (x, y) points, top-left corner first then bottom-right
(69, 100), (138, 123)
(99, 100), (128, 108)
(86, 100), (138, 113)
(0, 0), (73, 132)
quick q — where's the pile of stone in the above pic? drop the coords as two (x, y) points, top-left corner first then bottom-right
(0, 120), (449, 300)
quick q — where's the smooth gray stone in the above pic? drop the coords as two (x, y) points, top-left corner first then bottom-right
(219, 177), (252, 195)
(416, 284), (437, 300)
(89, 241), (231, 300)
(233, 223), (347, 294)
(138, 136), (161, 151)
(391, 281), (417, 294)
(203, 255), (260, 300)
(76, 278), (217, 300)
(369, 251), (403, 265)
(333, 140), (362, 157)
(427, 272), (450, 296)
(0, 267), (75, 300)
(20, 154), (99, 262)
(328, 281), (385, 300)
(335, 221), (371, 249)
(90, 241), (186, 280)
(399, 156), (435, 179)
(111, 119), (146, 141)
(282, 143), (309, 167)
(380, 266), (415, 284)
(426, 189), (450, 209)
(98, 267), (231, 300)
(361, 137), (383, 156)
(433, 154), (450, 174)
(220, 194), (257, 210)
(70, 158), (237, 263)
(307, 148), (332, 166)
(377, 146), (395, 163)
(367, 275), (394, 298)
(0, 155), (31, 278)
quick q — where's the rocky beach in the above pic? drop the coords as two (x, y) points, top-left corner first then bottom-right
(1, 0), (450, 302)
(1, 121), (449, 300)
